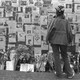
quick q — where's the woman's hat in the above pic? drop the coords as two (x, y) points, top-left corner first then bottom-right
(55, 5), (64, 12)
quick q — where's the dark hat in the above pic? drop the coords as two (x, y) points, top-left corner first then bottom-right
(55, 5), (64, 12)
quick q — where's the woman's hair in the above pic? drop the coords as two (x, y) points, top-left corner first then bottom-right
(56, 10), (64, 17)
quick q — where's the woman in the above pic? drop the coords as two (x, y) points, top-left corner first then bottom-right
(46, 5), (75, 79)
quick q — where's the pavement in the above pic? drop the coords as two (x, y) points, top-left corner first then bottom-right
(0, 70), (80, 80)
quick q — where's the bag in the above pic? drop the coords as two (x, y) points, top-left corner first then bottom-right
(47, 19), (56, 42)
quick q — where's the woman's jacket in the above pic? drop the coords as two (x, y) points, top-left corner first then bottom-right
(46, 17), (72, 45)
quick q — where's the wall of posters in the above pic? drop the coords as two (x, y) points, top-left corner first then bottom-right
(1, 0), (80, 54)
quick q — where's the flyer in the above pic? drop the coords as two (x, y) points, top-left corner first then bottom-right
(7, 21), (16, 33)
(20, 63), (34, 72)
(75, 43), (80, 52)
(5, 1), (13, 17)
(28, 0), (35, 6)
(75, 33), (80, 43)
(32, 13), (40, 24)
(64, 1), (72, 13)
(19, 0), (28, 6)
(32, 6), (39, 14)
(0, 7), (4, 17)
(17, 31), (25, 42)
(23, 13), (31, 23)
(74, 0), (80, 3)
(41, 41), (48, 50)
(0, 36), (6, 52)
(8, 33), (16, 43)
(6, 61), (15, 71)
(66, 13), (75, 23)
(76, 14), (80, 23)
(25, 24), (33, 36)
(16, 13), (24, 23)
(74, 3), (80, 13)
(34, 47), (41, 57)
(0, 27), (6, 35)
(25, 6), (32, 13)
(16, 23), (23, 32)
(17, 7), (23, 13)
(33, 25), (41, 45)
(8, 44), (15, 49)
(40, 7), (47, 15)
(26, 35), (33, 45)
(40, 15), (47, 25)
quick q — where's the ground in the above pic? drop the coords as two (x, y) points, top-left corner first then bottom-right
(0, 70), (80, 80)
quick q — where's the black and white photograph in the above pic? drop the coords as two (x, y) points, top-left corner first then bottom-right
(0, 0), (80, 80)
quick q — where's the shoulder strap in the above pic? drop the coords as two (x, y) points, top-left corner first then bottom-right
(48, 18), (56, 32)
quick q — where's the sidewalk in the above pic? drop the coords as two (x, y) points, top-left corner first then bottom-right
(0, 70), (80, 80)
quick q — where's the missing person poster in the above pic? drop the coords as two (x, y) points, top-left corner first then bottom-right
(0, 36), (6, 52)
(34, 47), (41, 57)
(7, 21), (16, 33)
(16, 23), (23, 32)
(26, 35), (33, 45)
(75, 33), (80, 43)
(41, 41), (48, 50)
(19, 0), (28, 6)
(74, 3), (80, 13)
(25, 24), (33, 36)
(8, 44), (15, 49)
(23, 13), (31, 23)
(17, 31), (25, 42)
(74, 0), (80, 3)
(0, 27), (6, 35)
(32, 13), (40, 24)
(65, 3), (72, 13)
(40, 15), (47, 25)
(33, 25), (41, 45)
(8, 33), (16, 43)
(0, 7), (4, 17)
